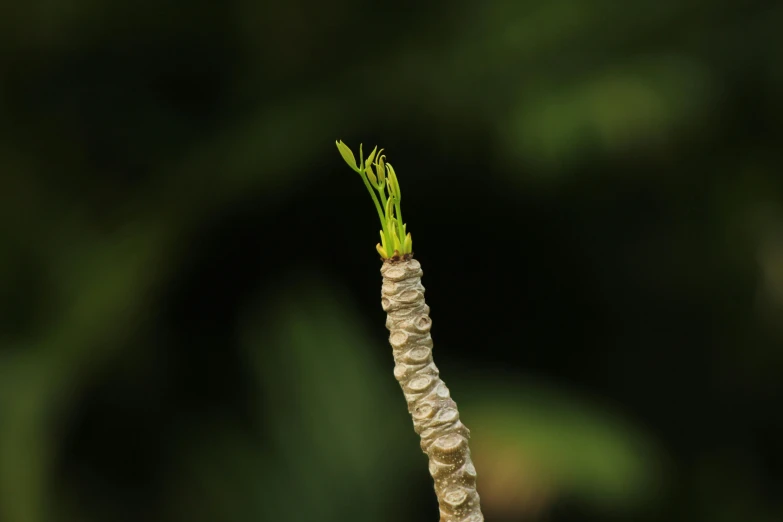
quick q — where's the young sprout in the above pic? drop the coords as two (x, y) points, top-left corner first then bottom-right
(335, 140), (413, 259)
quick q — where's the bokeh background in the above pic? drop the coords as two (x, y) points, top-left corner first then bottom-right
(2, 1), (782, 521)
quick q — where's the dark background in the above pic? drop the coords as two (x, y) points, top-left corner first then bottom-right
(1, 1), (782, 521)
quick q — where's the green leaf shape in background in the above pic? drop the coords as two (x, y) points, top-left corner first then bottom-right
(164, 272), (421, 522)
(504, 56), (712, 171)
(459, 376), (664, 518)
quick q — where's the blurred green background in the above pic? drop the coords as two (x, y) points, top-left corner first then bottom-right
(1, 1), (782, 521)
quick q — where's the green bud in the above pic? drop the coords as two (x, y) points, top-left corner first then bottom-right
(392, 227), (402, 253)
(376, 243), (388, 258)
(404, 232), (412, 253)
(386, 163), (400, 201)
(375, 152), (386, 181)
(365, 164), (378, 185)
(365, 146), (378, 169)
(335, 140), (357, 170)
(385, 194), (395, 222)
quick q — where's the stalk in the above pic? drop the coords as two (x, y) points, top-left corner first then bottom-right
(382, 256), (483, 522)
(336, 140), (484, 521)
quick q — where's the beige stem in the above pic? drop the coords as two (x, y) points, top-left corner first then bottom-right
(381, 258), (484, 522)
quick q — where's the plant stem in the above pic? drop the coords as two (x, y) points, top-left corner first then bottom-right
(358, 168), (387, 232)
(381, 257), (483, 522)
(394, 197), (404, 246)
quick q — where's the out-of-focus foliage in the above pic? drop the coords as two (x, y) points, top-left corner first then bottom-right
(461, 380), (662, 519)
(1, 0), (781, 521)
(160, 276), (417, 522)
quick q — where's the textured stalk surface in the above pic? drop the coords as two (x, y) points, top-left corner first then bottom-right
(381, 258), (483, 522)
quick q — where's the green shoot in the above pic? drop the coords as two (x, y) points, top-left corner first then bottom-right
(336, 140), (414, 259)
